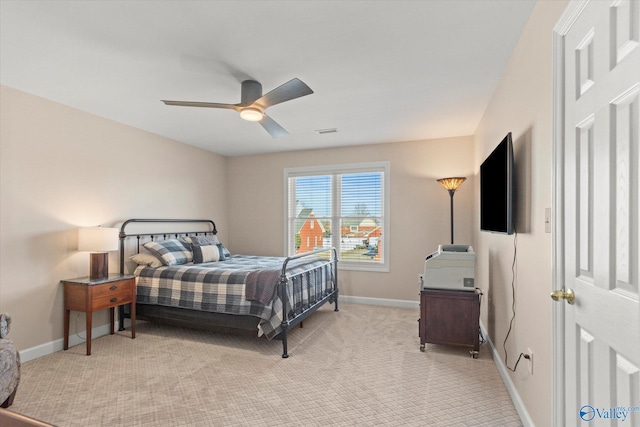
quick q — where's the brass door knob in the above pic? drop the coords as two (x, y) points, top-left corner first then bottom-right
(551, 288), (575, 305)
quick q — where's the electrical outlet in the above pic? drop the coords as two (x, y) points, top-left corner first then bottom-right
(526, 348), (534, 375)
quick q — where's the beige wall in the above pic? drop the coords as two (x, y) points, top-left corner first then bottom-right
(227, 137), (475, 302)
(473, 1), (568, 426)
(0, 85), (228, 351)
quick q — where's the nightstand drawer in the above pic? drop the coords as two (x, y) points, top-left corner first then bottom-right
(92, 292), (133, 311)
(92, 279), (134, 298)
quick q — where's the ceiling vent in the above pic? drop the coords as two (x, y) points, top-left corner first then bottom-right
(315, 128), (338, 135)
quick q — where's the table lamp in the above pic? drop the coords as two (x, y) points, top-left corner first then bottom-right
(78, 226), (119, 280)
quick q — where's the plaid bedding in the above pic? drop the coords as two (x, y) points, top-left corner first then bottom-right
(135, 255), (334, 339)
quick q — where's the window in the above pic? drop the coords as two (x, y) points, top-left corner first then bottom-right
(284, 162), (389, 272)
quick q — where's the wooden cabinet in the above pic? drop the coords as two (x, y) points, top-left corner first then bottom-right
(419, 288), (480, 357)
(62, 274), (136, 355)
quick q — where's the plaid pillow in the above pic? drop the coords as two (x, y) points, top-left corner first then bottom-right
(192, 244), (221, 264)
(207, 235), (232, 258)
(182, 235), (231, 259)
(181, 235), (212, 248)
(144, 239), (192, 266)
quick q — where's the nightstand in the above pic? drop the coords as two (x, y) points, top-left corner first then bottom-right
(62, 274), (136, 355)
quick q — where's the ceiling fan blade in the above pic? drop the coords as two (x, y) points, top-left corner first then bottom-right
(161, 100), (240, 111)
(259, 114), (289, 139)
(253, 78), (313, 110)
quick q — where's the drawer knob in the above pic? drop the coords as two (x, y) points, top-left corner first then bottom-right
(110, 297), (118, 303)
(110, 285), (118, 291)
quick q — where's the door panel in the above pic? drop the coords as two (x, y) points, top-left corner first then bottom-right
(555, 1), (640, 425)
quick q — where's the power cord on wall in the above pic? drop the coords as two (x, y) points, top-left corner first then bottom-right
(502, 227), (529, 372)
(476, 288), (486, 346)
(75, 313), (86, 342)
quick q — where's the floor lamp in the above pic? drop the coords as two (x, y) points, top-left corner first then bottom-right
(437, 177), (466, 244)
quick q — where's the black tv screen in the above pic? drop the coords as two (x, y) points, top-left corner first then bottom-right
(480, 132), (514, 235)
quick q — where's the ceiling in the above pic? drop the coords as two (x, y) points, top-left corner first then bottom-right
(0, 1), (536, 157)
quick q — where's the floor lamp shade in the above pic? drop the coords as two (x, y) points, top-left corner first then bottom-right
(437, 177), (466, 192)
(78, 227), (119, 280)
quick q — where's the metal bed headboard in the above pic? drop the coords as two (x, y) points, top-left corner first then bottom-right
(119, 218), (217, 275)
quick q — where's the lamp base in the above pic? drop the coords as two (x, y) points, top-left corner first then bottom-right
(89, 253), (109, 281)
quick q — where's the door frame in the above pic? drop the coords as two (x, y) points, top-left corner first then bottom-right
(552, 1), (590, 426)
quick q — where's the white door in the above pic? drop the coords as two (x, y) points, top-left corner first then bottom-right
(553, 1), (640, 426)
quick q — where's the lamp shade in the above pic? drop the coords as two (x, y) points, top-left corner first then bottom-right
(437, 177), (466, 191)
(78, 227), (119, 252)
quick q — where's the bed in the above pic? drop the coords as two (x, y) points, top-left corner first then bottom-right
(118, 218), (339, 358)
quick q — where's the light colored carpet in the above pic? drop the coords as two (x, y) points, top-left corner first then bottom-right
(9, 303), (521, 426)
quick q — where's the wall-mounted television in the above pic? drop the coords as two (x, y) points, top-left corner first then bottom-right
(480, 132), (514, 235)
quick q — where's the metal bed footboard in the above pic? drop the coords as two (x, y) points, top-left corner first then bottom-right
(277, 247), (339, 358)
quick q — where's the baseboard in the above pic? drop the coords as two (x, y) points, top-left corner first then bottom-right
(19, 320), (130, 363)
(480, 322), (534, 427)
(339, 295), (419, 309)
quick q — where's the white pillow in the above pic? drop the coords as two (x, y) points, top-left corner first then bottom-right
(130, 253), (163, 268)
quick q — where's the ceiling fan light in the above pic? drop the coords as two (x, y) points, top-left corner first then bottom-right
(240, 108), (263, 122)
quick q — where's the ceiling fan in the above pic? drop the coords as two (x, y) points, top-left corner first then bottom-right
(161, 78), (313, 138)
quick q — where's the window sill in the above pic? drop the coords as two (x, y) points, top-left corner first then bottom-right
(338, 262), (389, 273)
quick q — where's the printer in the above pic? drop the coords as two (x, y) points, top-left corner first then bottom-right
(421, 244), (476, 291)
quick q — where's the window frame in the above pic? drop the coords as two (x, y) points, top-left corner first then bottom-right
(283, 161), (390, 272)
